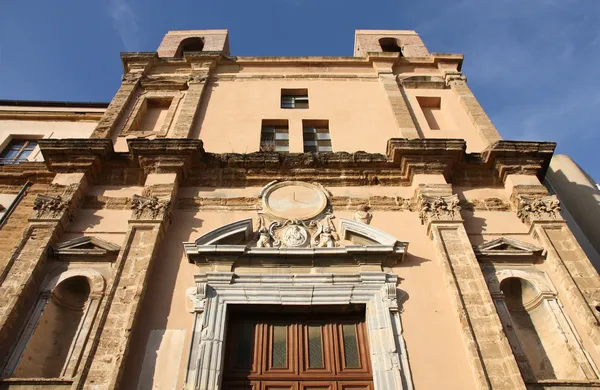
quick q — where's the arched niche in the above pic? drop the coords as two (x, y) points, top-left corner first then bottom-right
(487, 269), (598, 384)
(3, 269), (105, 379)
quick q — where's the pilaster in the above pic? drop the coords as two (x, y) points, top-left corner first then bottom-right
(80, 172), (178, 390)
(0, 172), (89, 366)
(91, 53), (157, 139)
(416, 181), (525, 390)
(446, 75), (502, 147)
(171, 54), (217, 138)
(378, 71), (420, 139)
(510, 182), (600, 350)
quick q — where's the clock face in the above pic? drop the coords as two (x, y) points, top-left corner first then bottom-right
(263, 182), (327, 220)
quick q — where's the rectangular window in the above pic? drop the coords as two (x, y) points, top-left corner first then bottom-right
(281, 89), (309, 109)
(261, 120), (289, 152)
(0, 139), (38, 165)
(416, 96), (444, 130)
(303, 120), (331, 153)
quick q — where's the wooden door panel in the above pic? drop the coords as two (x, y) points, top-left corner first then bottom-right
(261, 381), (298, 390)
(336, 382), (374, 390)
(225, 320), (263, 378)
(299, 323), (335, 377)
(300, 381), (335, 390)
(333, 321), (371, 376)
(262, 322), (297, 376)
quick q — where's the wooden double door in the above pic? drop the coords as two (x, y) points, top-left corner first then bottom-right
(223, 308), (373, 390)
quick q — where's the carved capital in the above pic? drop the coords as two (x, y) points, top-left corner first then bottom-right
(417, 194), (462, 226)
(32, 194), (69, 220)
(121, 72), (142, 84)
(515, 195), (562, 226)
(130, 194), (171, 221)
(188, 74), (208, 84)
(445, 73), (467, 86)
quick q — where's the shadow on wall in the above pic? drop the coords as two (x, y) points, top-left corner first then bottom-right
(189, 82), (217, 141)
(119, 213), (204, 389)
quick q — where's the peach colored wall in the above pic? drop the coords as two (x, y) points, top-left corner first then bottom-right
(0, 120), (96, 161)
(194, 79), (400, 154)
(120, 199), (477, 389)
(404, 89), (487, 153)
(69, 183), (600, 389)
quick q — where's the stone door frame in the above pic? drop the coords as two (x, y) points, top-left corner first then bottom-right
(185, 272), (414, 390)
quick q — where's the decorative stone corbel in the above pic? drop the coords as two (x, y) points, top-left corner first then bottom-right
(130, 194), (171, 220)
(417, 194), (461, 226)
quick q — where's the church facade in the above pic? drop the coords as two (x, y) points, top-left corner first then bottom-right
(0, 29), (599, 390)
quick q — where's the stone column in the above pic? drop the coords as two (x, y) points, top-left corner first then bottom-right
(91, 74), (141, 139)
(513, 189), (600, 349)
(446, 75), (502, 147)
(171, 74), (209, 138)
(0, 173), (89, 365)
(379, 73), (420, 139)
(79, 173), (178, 390)
(417, 183), (525, 390)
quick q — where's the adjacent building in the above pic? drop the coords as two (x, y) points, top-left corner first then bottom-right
(0, 29), (599, 390)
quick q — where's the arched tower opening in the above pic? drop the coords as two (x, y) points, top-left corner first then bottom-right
(175, 37), (205, 57)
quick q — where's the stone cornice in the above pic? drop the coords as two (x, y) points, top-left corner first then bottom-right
(0, 111), (103, 121)
(127, 138), (204, 178)
(38, 138), (114, 176)
(482, 140), (556, 182)
(1, 138), (556, 187)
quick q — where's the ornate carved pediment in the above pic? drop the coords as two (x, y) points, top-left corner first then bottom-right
(184, 181), (407, 267)
(52, 236), (121, 261)
(474, 237), (543, 263)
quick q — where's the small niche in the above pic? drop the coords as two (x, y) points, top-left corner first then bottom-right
(416, 96), (444, 130)
(135, 98), (172, 132)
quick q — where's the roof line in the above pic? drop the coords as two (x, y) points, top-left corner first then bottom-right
(0, 99), (109, 109)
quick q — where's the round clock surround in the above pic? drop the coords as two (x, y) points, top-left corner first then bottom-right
(261, 181), (328, 221)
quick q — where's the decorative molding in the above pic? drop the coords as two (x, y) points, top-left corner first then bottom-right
(32, 194), (68, 220)
(184, 217), (407, 266)
(121, 72), (142, 84)
(460, 198), (511, 212)
(52, 236), (121, 261)
(130, 194), (170, 221)
(185, 272), (413, 390)
(474, 237), (544, 262)
(515, 195), (562, 226)
(417, 194), (461, 226)
(353, 204), (373, 224)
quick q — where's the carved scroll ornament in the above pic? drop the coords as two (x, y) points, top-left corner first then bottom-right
(255, 213), (339, 249)
(417, 194), (461, 225)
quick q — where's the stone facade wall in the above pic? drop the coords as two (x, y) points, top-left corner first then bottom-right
(0, 29), (599, 390)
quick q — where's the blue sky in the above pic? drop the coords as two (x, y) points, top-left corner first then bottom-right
(1, 0), (599, 181)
